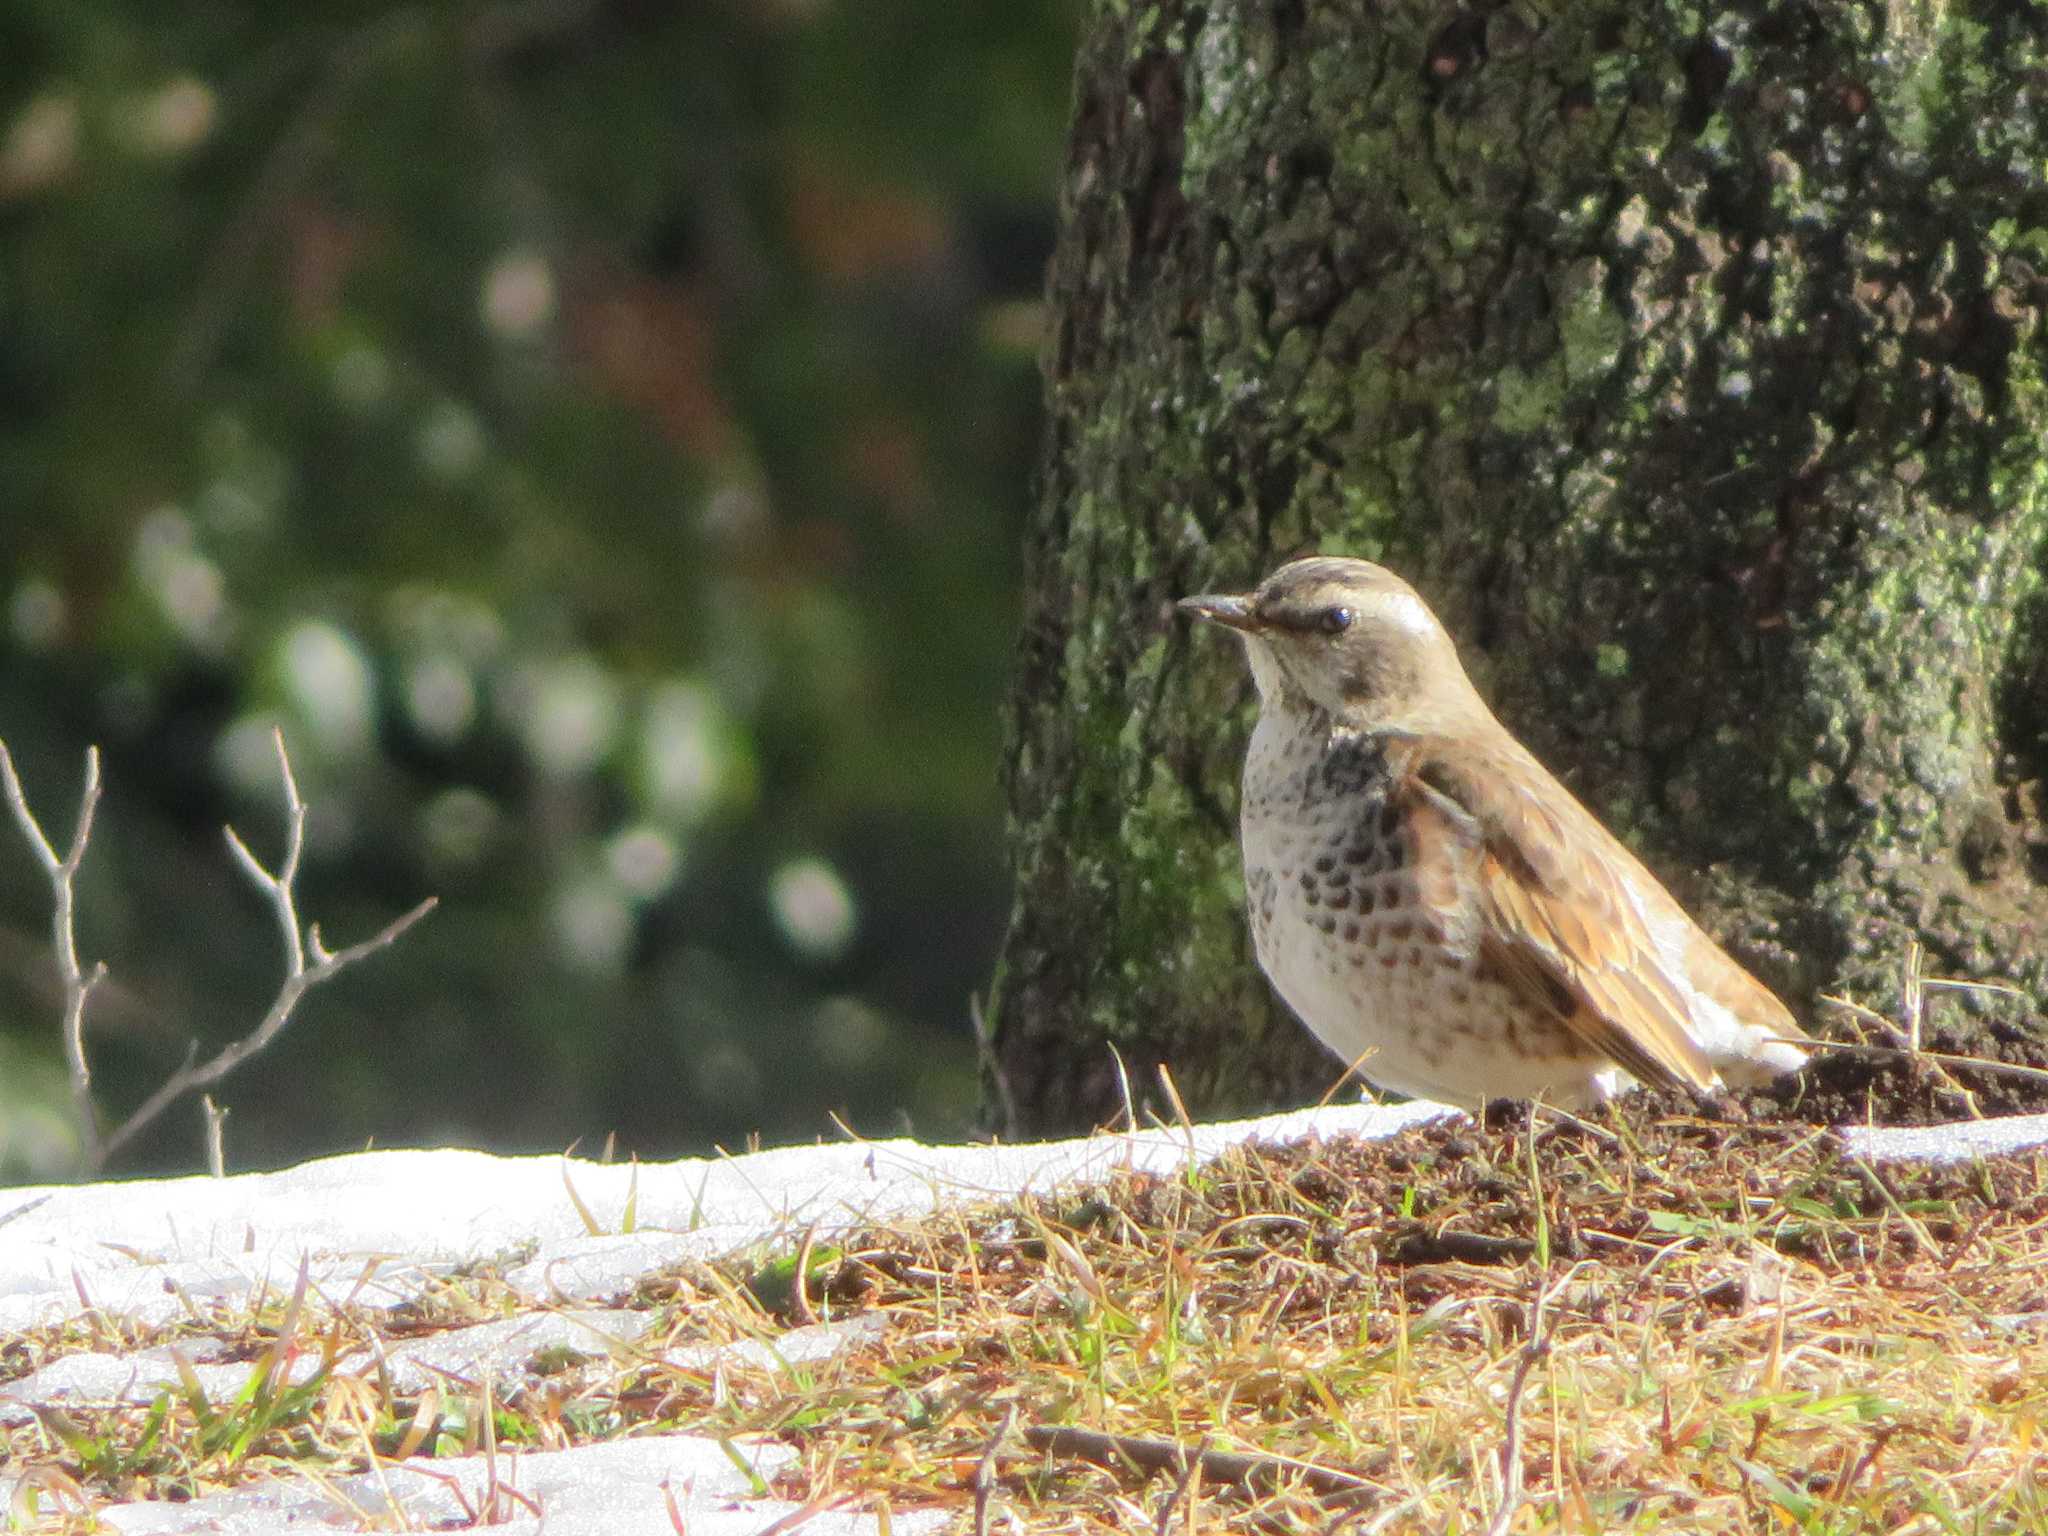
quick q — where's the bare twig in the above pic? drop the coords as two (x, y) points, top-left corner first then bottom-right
(973, 1404), (1017, 1536)
(97, 730), (436, 1164)
(1154, 1432), (1210, 1535)
(0, 741), (109, 1165)
(1315, 1042), (1383, 1108)
(1817, 978), (1984, 1118)
(162, 22), (389, 396)
(753, 1493), (859, 1536)
(202, 1095), (229, 1178)
(0, 1194), (52, 1231)
(164, 0), (606, 398)
(1810, 1035), (2048, 1087)
(462, 0), (604, 59)
(969, 992), (1019, 1142)
(1480, 1271), (1559, 1536)
(1021, 1425), (1377, 1500)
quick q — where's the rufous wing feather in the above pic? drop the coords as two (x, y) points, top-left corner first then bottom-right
(1402, 744), (1720, 1094)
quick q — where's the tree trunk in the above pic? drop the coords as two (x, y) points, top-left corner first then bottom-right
(990, 1), (2048, 1135)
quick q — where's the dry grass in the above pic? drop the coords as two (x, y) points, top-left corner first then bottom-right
(7, 1106), (2048, 1532)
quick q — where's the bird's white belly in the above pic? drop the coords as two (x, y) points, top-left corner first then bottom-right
(1253, 898), (1614, 1106)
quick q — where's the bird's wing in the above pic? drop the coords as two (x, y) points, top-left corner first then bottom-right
(1677, 917), (1806, 1049)
(1397, 738), (1721, 1093)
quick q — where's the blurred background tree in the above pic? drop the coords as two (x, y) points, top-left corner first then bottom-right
(0, 0), (1080, 1178)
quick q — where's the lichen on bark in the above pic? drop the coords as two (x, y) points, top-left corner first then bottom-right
(992, 0), (2048, 1134)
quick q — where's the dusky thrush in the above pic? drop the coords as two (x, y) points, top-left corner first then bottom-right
(1180, 555), (1808, 1109)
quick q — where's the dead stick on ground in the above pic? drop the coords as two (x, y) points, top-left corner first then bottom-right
(1022, 1425), (1377, 1501)
(973, 1404), (1018, 1536)
(97, 729), (435, 1164)
(0, 1195), (53, 1232)
(1480, 1269), (1559, 1536)
(0, 741), (108, 1166)
(1154, 1432), (1210, 1535)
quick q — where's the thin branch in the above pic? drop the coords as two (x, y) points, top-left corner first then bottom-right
(222, 730), (309, 978)
(1480, 1271), (1559, 1536)
(752, 1493), (859, 1536)
(972, 1404), (1017, 1536)
(0, 1194), (53, 1232)
(1021, 1425), (1378, 1500)
(1154, 1432), (1210, 1536)
(1816, 990), (1985, 1119)
(164, 0), (606, 398)
(97, 730), (436, 1164)
(202, 1095), (229, 1179)
(463, 0), (604, 59)
(0, 740), (108, 1165)
(1809, 1017), (2039, 1096)
(160, 13), (419, 396)
(969, 991), (1019, 1142)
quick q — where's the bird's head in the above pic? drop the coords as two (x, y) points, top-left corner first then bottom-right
(1178, 556), (1483, 733)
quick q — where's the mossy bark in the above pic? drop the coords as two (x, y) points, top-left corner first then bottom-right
(990, 1), (2048, 1135)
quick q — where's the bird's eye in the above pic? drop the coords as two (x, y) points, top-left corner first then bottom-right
(1320, 606), (1353, 635)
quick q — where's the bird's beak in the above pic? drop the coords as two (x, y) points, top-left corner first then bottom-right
(1177, 593), (1259, 631)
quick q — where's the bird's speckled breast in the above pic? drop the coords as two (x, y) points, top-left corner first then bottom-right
(1237, 709), (1597, 1104)
(1241, 715), (1404, 1018)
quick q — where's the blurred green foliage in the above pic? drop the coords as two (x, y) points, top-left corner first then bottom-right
(0, 0), (1078, 1178)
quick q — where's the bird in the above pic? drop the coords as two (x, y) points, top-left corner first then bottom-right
(1178, 555), (1808, 1109)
